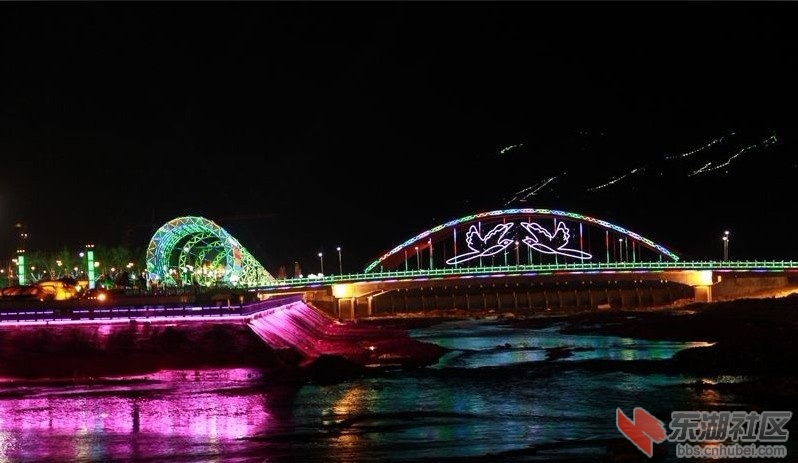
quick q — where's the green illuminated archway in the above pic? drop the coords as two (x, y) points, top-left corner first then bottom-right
(146, 216), (274, 287)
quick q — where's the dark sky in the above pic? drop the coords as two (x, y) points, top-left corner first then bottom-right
(1, 2), (797, 274)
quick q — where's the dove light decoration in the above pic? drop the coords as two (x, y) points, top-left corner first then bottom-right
(446, 223), (517, 265)
(364, 209), (679, 273)
(445, 220), (591, 265)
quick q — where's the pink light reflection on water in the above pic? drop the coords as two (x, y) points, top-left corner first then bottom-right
(0, 368), (277, 462)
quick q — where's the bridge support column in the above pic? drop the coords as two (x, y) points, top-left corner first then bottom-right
(337, 297), (356, 320)
(693, 285), (712, 303)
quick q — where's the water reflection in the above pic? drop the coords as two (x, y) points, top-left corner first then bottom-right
(0, 320), (765, 462)
(0, 369), (275, 462)
(411, 319), (712, 368)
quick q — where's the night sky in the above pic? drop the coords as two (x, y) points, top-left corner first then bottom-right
(1, 2), (797, 274)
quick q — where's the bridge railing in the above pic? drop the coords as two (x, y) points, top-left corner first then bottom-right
(254, 260), (798, 289)
(0, 294), (305, 324)
(240, 294), (305, 316)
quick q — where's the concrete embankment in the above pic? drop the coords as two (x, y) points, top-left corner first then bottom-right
(0, 299), (446, 379)
(0, 320), (290, 379)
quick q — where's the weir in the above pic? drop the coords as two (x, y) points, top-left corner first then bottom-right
(247, 298), (441, 367)
(0, 294), (444, 373)
(246, 300), (328, 358)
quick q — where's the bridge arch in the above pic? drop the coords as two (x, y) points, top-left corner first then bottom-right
(365, 208), (679, 272)
(145, 216), (275, 287)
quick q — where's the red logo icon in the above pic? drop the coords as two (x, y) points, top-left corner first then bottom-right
(616, 407), (667, 457)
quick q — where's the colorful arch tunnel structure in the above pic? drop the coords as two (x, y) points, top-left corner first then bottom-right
(146, 216), (275, 287)
(364, 208), (680, 273)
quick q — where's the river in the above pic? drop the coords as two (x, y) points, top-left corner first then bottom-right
(0, 318), (784, 462)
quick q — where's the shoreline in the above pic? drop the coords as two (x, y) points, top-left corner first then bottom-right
(2, 294), (796, 386)
(358, 294), (798, 410)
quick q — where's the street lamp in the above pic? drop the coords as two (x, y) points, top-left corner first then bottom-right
(415, 246), (420, 270)
(336, 246), (342, 275)
(619, 238), (624, 262)
(722, 230), (730, 261)
(318, 252), (324, 275)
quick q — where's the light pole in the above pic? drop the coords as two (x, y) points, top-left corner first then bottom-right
(624, 237), (628, 263)
(722, 230), (730, 261)
(336, 246), (342, 275)
(515, 240), (520, 267)
(428, 238), (433, 269)
(318, 252), (324, 275)
(415, 246), (420, 270)
(619, 238), (624, 262)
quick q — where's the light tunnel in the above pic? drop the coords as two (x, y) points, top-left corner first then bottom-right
(146, 216), (275, 287)
(365, 208), (680, 273)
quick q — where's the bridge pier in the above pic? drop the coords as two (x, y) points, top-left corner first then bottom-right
(693, 285), (712, 303)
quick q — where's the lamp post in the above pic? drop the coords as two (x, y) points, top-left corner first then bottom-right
(336, 246), (342, 275)
(618, 238), (624, 262)
(722, 230), (730, 261)
(415, 246), (420, 270)
(318, 252), (324, 275)
(428, 238), (433, 270)
(515, 240), (520, 267)
(624, 237), (628, 263)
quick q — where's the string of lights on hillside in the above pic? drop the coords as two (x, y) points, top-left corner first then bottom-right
(688, 134), (778, 177)
(664, 133), (730, 160)
(501, 130), (781, 205)
(504, 176), (558, 206)
(498, 143), (524, 155)
(586, 167), (645, 192)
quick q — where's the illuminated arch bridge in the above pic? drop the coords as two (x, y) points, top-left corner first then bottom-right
(365, 208), (680, 273)
(146, 216), (275, 287)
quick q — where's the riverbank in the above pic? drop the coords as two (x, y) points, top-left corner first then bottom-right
(353, 295), (798, 461)
(359, 293), (798, 407)
(360, 293), (798, 367)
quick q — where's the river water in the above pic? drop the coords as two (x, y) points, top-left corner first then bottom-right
(0, 319), (782, 462)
